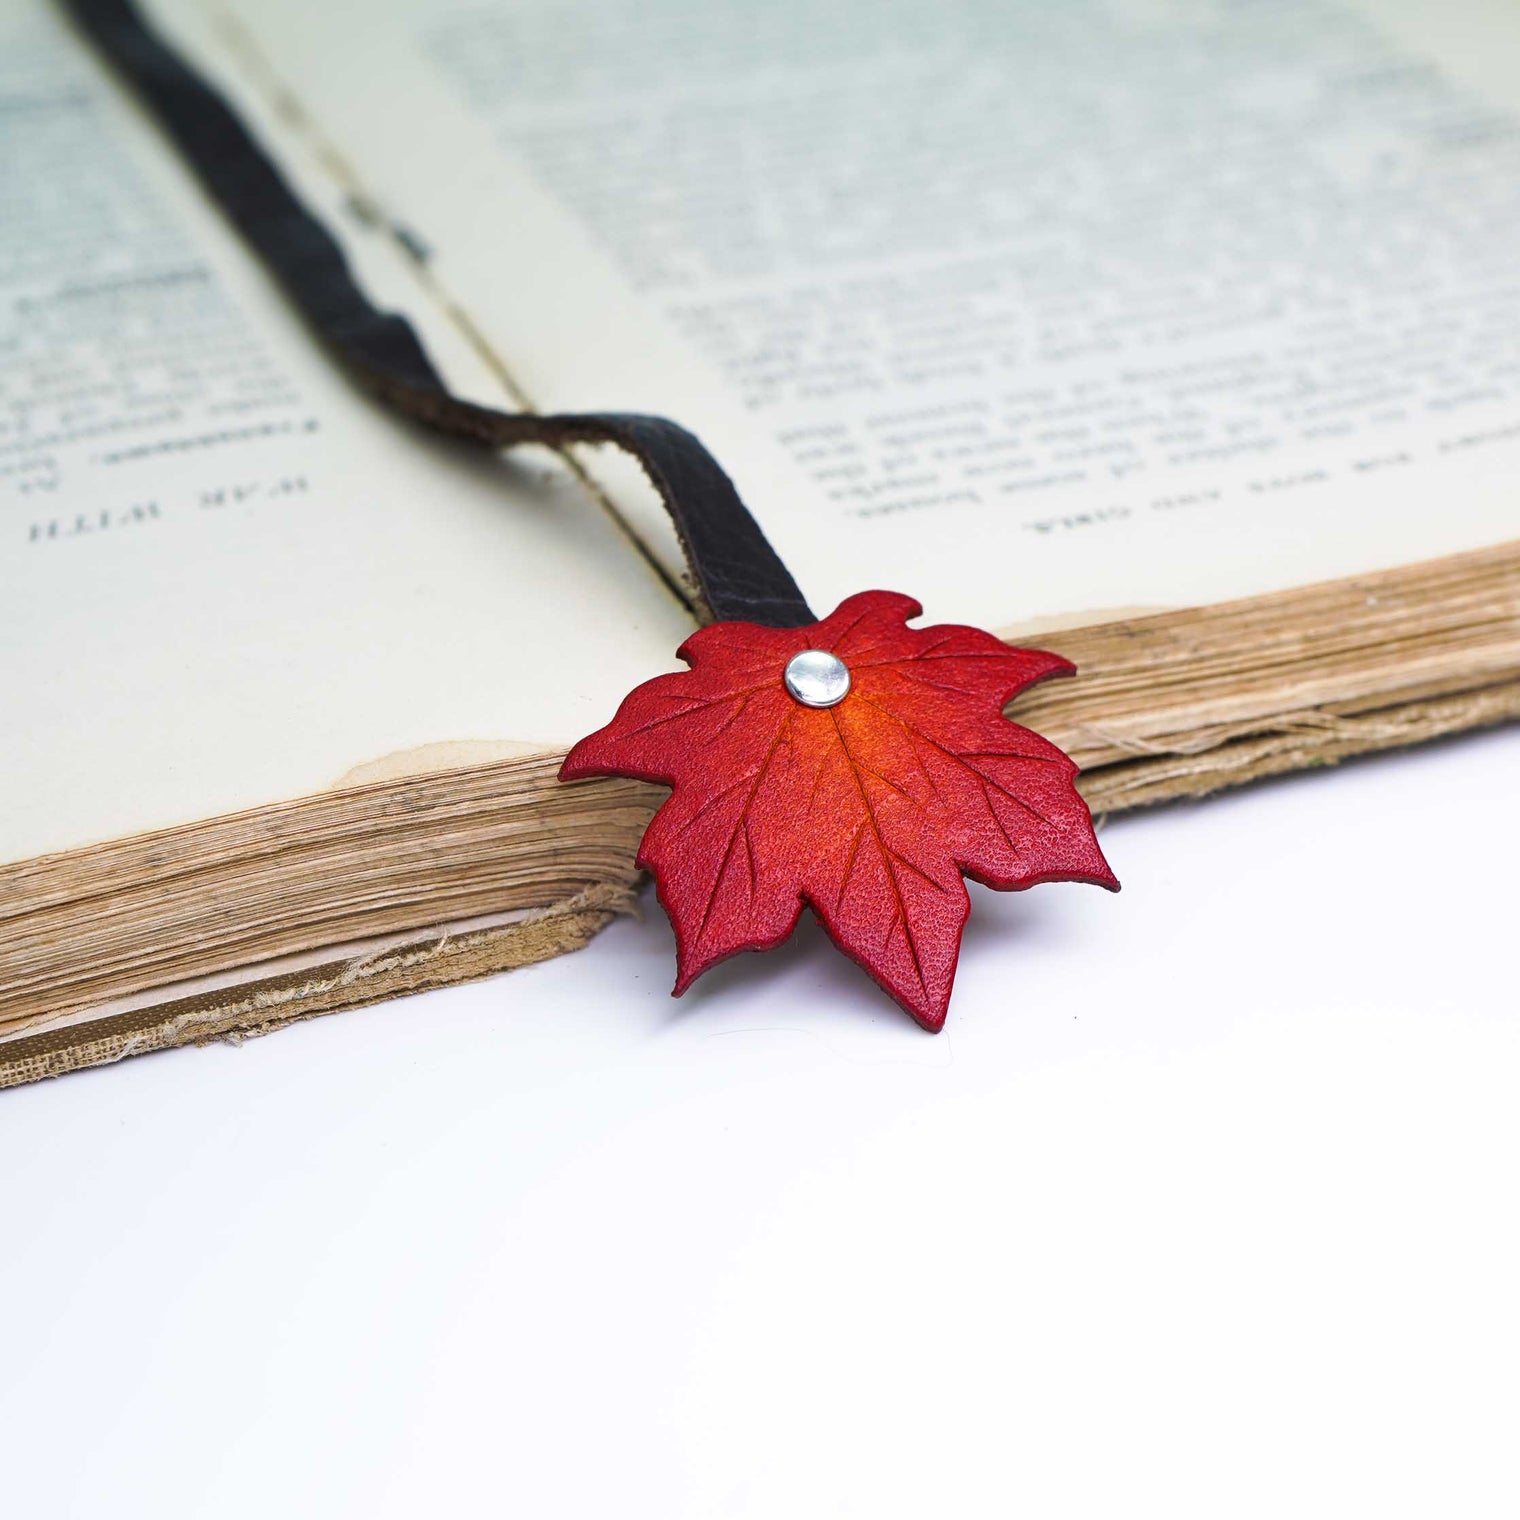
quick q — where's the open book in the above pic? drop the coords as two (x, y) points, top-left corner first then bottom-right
(6, 0), (1519, 1086)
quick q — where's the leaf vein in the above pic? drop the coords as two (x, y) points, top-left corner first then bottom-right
(693, 708), (793, 947)
(829, 708), (929, 998)
(623, 680), (776, 739)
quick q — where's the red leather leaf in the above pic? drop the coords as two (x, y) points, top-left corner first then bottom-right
(561, 590), (1118, 1030)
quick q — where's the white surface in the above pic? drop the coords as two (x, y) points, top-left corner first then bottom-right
(2, 726), (1518, 1519)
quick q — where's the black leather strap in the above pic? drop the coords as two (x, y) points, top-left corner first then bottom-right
(64, 0), (817, 629)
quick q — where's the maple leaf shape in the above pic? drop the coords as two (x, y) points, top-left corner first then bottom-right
(560, 590), (1118, 1030)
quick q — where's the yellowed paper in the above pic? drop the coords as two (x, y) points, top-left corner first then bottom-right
(188, 0), (1520, 634)
(0, 1), (690, 866)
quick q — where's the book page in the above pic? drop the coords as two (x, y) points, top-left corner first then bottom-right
(0, 0), (690, 866)
(186, 0), (1520, 634)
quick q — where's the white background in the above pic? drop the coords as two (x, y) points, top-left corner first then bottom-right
(1, 725), (1518, 1518)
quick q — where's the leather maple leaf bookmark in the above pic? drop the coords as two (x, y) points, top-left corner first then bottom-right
(561, 590), (1118, 1030)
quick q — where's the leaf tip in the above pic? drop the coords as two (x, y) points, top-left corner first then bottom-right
(910, 1001), (949, 1034)
(558, 734), (606, 783)
(1073, 842), (1122, 894)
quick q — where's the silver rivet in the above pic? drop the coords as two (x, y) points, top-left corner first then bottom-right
(784, 649), (851, 708)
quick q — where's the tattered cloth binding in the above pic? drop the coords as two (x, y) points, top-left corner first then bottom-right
(3, 0), (1518, 1084)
